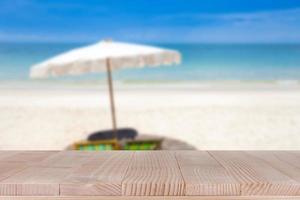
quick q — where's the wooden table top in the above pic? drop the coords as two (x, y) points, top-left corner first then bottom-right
(0, 151), (300, 199)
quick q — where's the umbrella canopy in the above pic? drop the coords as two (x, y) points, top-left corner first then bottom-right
(30, 40), (181, 78)
(30, 40), (181, 139)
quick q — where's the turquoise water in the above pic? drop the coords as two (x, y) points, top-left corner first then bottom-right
(1, 42), (300, 82)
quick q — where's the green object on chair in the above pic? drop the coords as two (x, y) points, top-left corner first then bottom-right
(73, 140), (119, 151)
(124, 140), (161, 150)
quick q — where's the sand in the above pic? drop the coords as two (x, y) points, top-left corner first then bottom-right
(1, 82), (300, 150)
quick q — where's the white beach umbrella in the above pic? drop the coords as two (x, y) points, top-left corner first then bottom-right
(30, 40), (181, 137)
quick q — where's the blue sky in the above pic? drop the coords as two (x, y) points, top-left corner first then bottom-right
(1, 0), (300, 43)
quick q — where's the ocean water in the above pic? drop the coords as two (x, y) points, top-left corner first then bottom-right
(1, 42), (300, 83)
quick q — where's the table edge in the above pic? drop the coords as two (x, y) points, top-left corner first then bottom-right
(1, 196), (300, 200)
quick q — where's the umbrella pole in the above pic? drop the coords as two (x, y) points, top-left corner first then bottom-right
(106, 58), (118, 140)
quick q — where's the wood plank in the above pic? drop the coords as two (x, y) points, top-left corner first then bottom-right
(247, 151), (300, 184)
(291, 151), (300, 158)
(176, 151), (240, 196)
(0, 163), (27, 182)
(1, 196), (300, 200)
(0, 152), (24, 195)
(210, 151), (300, 195)
(0, 151), (18, 161)
(0, 151), (57, 164)
(122, 151), (185, 196)
(37, 151), (94, 168)
(0, 163), (28, 196)
(1, 151), (300, 198)
(273, 152), (300, 170)
(1, 166), (74, 196)
(60, 151), (133, 196)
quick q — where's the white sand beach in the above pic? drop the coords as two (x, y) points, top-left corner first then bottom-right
(1, 82), (300, 150)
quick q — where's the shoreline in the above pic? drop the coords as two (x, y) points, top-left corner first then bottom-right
(1, 79), (300, 91)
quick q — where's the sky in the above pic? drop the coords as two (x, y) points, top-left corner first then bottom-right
(1, 0), (300, 43)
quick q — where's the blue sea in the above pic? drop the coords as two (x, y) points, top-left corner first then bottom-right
(1, 42), (300, 83)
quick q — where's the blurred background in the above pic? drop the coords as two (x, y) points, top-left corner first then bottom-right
(1, 0), (300, 150)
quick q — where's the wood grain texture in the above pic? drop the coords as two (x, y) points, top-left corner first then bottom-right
(0, 151), (300, 198)
(122, 151), (185, 196)
(1, 196), (300, 200)
(210, 151), (300, 196)
(1, 167), (74, 196)
(0, 163), (28, 195)
(247, 151), (300, 184)
(291, 151), (300, 159)
(273, 152), (300, 170)
(60, 151), (133, 196)
(37, 151), (94, 168)
(0, 151), (18, 161)
(176, 151), (240, 196)
(0, 151), (56, 164)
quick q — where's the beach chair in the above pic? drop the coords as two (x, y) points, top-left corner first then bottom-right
(72, 129), (162, 151)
